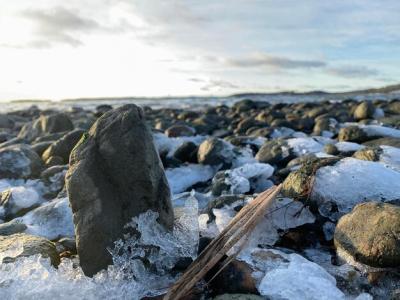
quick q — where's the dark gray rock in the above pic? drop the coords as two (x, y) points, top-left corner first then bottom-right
(173, 141), (198, 163)
(165, 124), (195, 137)
(66, 104), (173, 276)
(0, 220), (27, 236)
(31, 141), (53, 157)
(197, 138), (232, 166)
(255, 139), (292, 166)
(324, 143), (339, 155)
(42, 129), (85, 164)
(18, 113), (74, 141)
(0, 114), (15, 129)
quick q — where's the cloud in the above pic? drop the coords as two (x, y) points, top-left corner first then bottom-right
(225, 53), (326, 70)
(199, 79), (240, 91)
(327, 65), (379, 78)
(19, 7), (103, 47)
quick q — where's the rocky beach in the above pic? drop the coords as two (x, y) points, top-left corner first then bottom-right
(0, 96), (400, 299)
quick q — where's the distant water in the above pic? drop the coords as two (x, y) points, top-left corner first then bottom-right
(1, 92), (399, 113)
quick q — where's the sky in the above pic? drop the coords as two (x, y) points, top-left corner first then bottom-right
(0, 0), (399, 101)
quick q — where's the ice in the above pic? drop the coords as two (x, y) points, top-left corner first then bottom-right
(0, 149), (31, 178)
(0, 201), (200, 299)
(210, 197), (315, 248)
(287, 137), (332, 156)
(166, 164), (217, 194)
(17, 197), (75, 240)
(258, 253), (345, 300)
(358, 124), (400, 138)
(335, 141), (364, 152)
(270, 127), (295, 139)
(231, 146), (257, 167)
(219, 163), (274, 194)
(2, 186), (42, 216)
(153, 132), (206, 157)
(379, 145), (400, 171)
(0, 179), (46, 219)
(0, 255), (145, 299)
(172, 190), (211, 213)
(373, 107), (385, 119)
(312, 158), (400, 220)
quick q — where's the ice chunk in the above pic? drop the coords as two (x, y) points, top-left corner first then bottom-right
(172, 190), (211, 213)
(258, 253), (345, 300)
(220, 163), (274, 194)
(0, 199), (200, 300)
(287, 137), (332, 156)
(0, 179), (47, 219)
(210, 197), (315, 248)
(335, 141), (364, 152)
(379, 145), (400, 171)
(231, 146), (257, 167)
(153, 132), (206, 157)
(2, 186), (42, 216)
(358, 124), (400, 138)
(270, 127), (295, 139)
(312, 158), (400, 220)
(19, 197), (74, 240)
(166, 164), (217, 194)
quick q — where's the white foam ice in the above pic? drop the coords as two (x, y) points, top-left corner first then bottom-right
(312, 158), (400, 220)
(166, 164), (217, 194)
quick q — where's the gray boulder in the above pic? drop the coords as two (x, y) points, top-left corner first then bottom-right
(338, 126), (368, 143)
(165, 124), (195, 137)
(353, 101), (375, 120)
(0, 144), (44, 179)
(198, 138), (233, 166)
(18, 113), (74, 141)
(0, 114), (15, 129)
(42, 129), (85, 164)
(256, 139), (291, 165)
(335, 202), (400, 268)
(66, 104), (173, 276)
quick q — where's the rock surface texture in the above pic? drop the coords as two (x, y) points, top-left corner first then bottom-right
(335, 202), (400, 268)
(66, 104), (173, 276)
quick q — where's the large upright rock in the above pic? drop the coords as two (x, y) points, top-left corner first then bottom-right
(66, 104), (173, 276)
